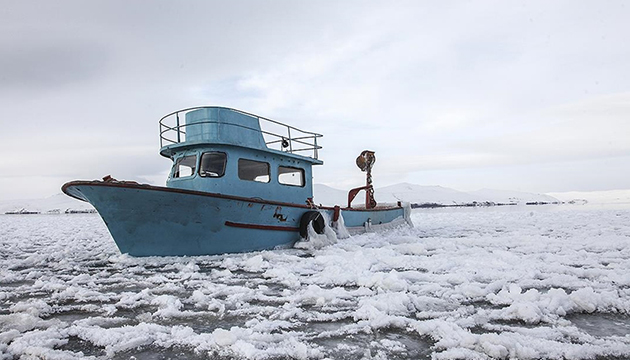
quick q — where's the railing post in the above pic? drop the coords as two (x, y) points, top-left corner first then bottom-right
(314, 136), (318, 159)
(287, 128), (293, 153)
(176, 113), (181, 143)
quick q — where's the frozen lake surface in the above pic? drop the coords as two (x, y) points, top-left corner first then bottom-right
(1, 205), (629, 359)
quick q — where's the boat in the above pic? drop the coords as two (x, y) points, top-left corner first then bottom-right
(62, 106), (412, 256)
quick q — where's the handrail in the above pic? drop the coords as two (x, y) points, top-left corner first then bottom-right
(159, 106), (323, 160)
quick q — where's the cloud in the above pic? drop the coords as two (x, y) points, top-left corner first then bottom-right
(1, 1), (630, 199)
(466, 93), (630, 163)
(0, 42), (109, 91)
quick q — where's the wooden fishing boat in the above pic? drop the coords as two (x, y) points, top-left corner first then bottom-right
(62, 106), (411, 256)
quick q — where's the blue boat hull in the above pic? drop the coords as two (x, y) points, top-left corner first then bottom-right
(62, 181), (406, 256)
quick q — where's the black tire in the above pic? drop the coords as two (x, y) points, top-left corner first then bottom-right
(299, 211), (325, 239)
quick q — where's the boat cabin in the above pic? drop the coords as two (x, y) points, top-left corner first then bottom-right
(159, 107), (323, 204)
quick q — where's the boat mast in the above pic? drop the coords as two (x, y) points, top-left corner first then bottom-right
(356, 150), (377, 209)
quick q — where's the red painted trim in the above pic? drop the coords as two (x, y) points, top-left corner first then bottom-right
(225, 221), (299, 232)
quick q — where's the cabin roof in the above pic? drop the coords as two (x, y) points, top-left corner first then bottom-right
(159, 107), (323, 165)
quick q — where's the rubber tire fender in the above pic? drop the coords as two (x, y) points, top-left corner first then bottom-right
(299, 211), (325, 239)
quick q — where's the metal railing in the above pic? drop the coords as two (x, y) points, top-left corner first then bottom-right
(159, 106), (323, 160)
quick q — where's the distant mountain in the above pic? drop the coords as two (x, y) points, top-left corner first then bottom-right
(468, 188), (559, 204)
(314, 182), (560, 207)
(0, 193), (94, 214)
(313, 184), (348, 206)
(376, 183), (479, 205)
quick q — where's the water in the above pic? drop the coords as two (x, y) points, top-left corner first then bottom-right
(1, 206), (629, 359)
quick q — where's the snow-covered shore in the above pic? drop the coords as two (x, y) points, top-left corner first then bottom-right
(0, 194), (94, 214)
(549, 189), (630, 206)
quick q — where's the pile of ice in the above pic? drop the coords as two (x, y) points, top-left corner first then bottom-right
(1, 207), (629, 359)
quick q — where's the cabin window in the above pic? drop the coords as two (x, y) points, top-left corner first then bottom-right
(238, 159), (270, 183)
(172, 155), (197, 178)
(278, 166), (304, 187)
(199, 152), (227, 177)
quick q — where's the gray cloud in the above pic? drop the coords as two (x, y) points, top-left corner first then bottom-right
(1, 0), (629, 199)
(0, 43), (109, 90)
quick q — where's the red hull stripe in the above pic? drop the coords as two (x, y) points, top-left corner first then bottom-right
(225, 221), (299, 232)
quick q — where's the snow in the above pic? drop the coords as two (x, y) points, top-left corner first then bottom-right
(468, 188), (559, 204)
(376, 183), (480, 205)
(0, 193), (94, 214)
(314, 182), (560, 206)
(1, 206), (630, 359)
(294, 211), (339, 250)
(549, 189), (630, 206)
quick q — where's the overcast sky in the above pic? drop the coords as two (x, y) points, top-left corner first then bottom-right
(1, 0), (629, 200)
